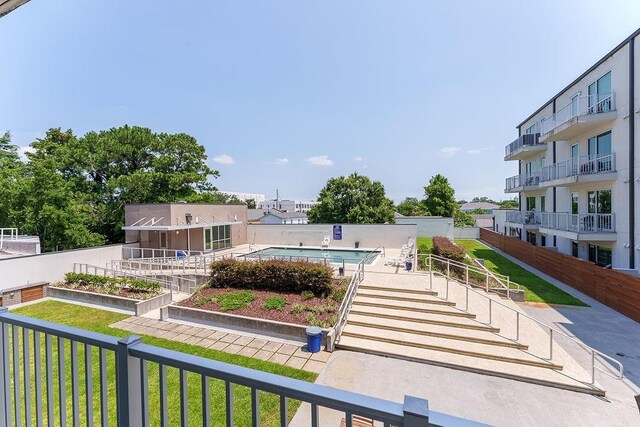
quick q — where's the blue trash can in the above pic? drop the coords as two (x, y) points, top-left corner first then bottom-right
(305, 326), (323, 353)
(405, 261), (413, 271)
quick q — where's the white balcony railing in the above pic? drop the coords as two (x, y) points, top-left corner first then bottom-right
(505, 173), (540, 191)
(540, 93), (615, 136)
(540, 153), (615, 182)
(506, 210), (541, 225)
(540, 212), (615, 233)
(504, 133), (543, 158)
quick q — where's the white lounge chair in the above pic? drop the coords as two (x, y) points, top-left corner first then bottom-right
(321, 236), (331, 247)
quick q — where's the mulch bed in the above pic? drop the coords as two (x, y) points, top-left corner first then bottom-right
(179, 280), (348, 327)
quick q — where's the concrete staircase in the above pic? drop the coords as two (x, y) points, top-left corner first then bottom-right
(337, 278), (605, 396)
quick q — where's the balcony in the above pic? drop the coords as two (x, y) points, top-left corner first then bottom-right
(505, 173), (541, 193)
(505, 210), (541, 229)
(540, 212), (616, 241)
(539, 93), (616, 142)
(540, 153), (617, 187)
(504, 133), (545, 161)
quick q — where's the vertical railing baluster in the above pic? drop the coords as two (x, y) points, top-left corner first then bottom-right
(202, 375), (210, 426)
(84, 344), (93, 427)
(225, 382), (234, 427)
(1, 317), (12, 427)
(140, 360), (149, 427)
(279, 395), (288, 427)
(23, 328), (32, 427)
(180, 369), (188, 426)
(12, 325), (21, 427)
(57, 337), (67, 427)
(310, 403), (319, 427)
(344, 412), (353, 427)
(251, 388), (259, 427)
(71, 341), (79, 427)
(33, 332), (42, 427)
(159, 364), (168, 427)
(99, 349), (108, 427)
(45, 335), (53, 427)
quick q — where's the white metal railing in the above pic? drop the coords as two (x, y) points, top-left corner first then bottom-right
(540, 212), (615, 233)
(0, 228), (19, 250)
(505, 172), (541, 191)
(505, 210), (541, 226)
(0, 310), (482, 427)
(421, 256), (624, 386)
(73, 263), (196, 293)
(540, 92), (615, 136)
(335, 259), (366, 342)
(122, 247), (205, 260)
(540, 153), (615, 182)
(504, 133), (543, 157)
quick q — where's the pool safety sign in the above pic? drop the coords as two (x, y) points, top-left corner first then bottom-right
(333, 225), (342, 240)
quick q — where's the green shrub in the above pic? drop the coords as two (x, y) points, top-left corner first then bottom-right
(331, 287), (347, 302)
(432, 236), (466, 263)
(208, 259), (333, 295)
(194, 294), (219, 308)
(63, 272), (162, 294)
(218, 291), (255, 311)
(300, 290), (315, 301)
(262, 296), (286, 310)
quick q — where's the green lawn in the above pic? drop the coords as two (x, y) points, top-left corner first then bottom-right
(416, 237), (586, 306)
(455, 239), (586, 306)
(10, 300), (316, 426)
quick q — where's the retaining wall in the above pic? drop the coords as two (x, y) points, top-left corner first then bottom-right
(46, 286), (171, 316)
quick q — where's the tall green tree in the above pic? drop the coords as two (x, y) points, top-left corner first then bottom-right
(422, 174), (458, 217)
(308, 173), (395, 224)
(0, 132), (26, 226)
(396, 197), (429, 216)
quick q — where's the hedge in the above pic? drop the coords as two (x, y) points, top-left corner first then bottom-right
(208, 259), (333, 295)
(64, 273), (162, 293)
(432, 236), (466, 263)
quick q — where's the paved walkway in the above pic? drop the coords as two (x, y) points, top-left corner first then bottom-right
(110, 317), (330, 373)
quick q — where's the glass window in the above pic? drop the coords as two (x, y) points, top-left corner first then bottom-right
(571, 193), (579, 214)
(571, 94), (579, 117)
(572, 241), (579, 257)
(598, 190), (611, 213)
(588, 191), (597, 214)
(597, 131), (612, 155)
(541, 234), (546, 247)
(540, 196), (546, 212)
(597, 72), (612, 97)
(526, 196), (536, 211)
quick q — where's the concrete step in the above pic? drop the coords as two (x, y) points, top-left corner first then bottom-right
(358, 284), (438, 296)
(345, 315), (525, 349)
(336, 335), (604, 396)
(347, 308), (500, 333)
(340, 324), (562, 370)
(356, 290), (456, 306)
(351, 299), (475, 319)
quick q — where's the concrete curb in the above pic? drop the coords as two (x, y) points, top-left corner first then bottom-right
(46, 286), (171, 316)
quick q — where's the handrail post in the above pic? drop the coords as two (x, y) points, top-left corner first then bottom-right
(485, 273), (489, 292)
(591, 350), (596, 384)
(465, 265), (469, 286)
(516, 312), (520, 341)
(402, 395), (429, 427)
(116, 335), (143, 427)
(549, 329), (554, 360)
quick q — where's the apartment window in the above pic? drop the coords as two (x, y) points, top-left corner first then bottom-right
(589, 244), (612, 267)
(540, 156), (546, 168)
(526, 231), (537, 245)
(571, 93), (580, 117)
(525, 123), (537, 134)
(571, 241), (579, 257)
(588, 71), (612, 113)
(204, 225), (232, 251)
(541, 234), (546, 247)
(526, 196), (536, 211)
(587, 190), (611, 214)
(587, 131), (613, 173)
(570, 144), (579, 175)
(525, 160), (537, 175)
(571, 192), (579, 214)
(540, 196), (546, 212)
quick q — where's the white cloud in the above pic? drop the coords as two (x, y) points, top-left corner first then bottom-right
(212, 154), (235, 165)
(354, 156), (364, 162)
(439, 146), (461, 157)
(275, 158), (289, 165)
(18, 145), (35, 160)
(307, 155), (334, 166)
(467, 147), (493, 155)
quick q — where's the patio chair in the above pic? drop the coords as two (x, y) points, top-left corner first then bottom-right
(321, 235), (331, 247)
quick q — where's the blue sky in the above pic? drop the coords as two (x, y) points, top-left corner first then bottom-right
(2, 1), (640, 203)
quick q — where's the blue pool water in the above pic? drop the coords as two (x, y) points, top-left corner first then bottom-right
(240, 247), (380, 264)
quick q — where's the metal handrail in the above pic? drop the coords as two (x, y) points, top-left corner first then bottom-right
(540, 92), (615, 135)
(505, 172), (540, 191)
(540, 153), (616, 182)
(335, 259), (366, 341)
(540, 212), (615, 233)
(73, 263), (196, 293)
(422, 254), (624, 384)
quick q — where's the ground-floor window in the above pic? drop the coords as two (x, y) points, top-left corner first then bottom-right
(588, 244), (612, 267)
(526, 231), (536, 245)
(541, 234), (546, 247)
(204, 225), (232, 251)
(571, 241), (579, 257)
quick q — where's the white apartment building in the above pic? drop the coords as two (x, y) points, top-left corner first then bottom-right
(259, 199), (318, 213)
(220, 191), (266, 204)
(497, 28), (640, 270)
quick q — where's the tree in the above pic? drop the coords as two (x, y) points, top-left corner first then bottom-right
(0, 132), (26, 226)
(500, 198), (518, 209)
(469, 208), (491, 215)
(471, 196), (498, 204)
(245, 199), (257, 209)
(308, 173), (395, 224)
(397, 197), (429, 216)
(454, 209), (475, 227)
(423, 174), (458, 217)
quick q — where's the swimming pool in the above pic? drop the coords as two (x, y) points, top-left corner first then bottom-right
(240, 247), (380, 264)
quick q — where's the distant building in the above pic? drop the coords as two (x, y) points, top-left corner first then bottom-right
(460, 202), (500, 213)
(259, 210), (308, 225)
(259, 199), (318, 213)
(220, 191), (266, 204)
(247, 209), (268, 224)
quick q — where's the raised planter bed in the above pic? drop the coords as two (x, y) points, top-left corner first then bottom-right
(47, 286), (172, 316)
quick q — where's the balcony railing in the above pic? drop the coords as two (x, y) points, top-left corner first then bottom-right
(540, 153), (616, 182)
(505, 173), (540, 191)
(505, 210), (541, 225)
(504, 133), (543, 158)
(540, 93), (615, 136)
(0, 309), (482, 427)
(540, 212), (615, 233)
